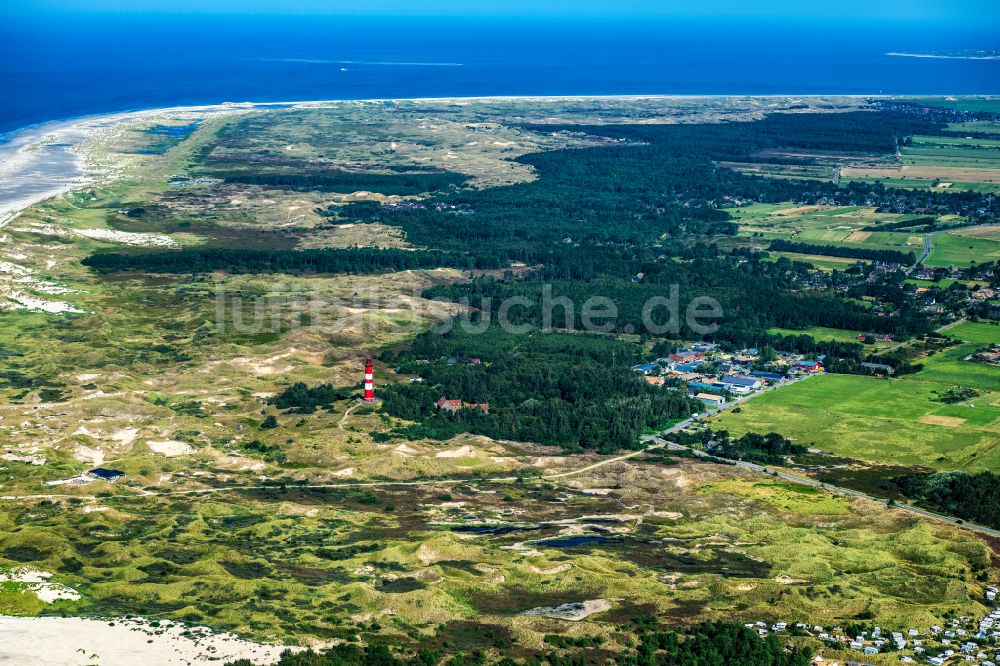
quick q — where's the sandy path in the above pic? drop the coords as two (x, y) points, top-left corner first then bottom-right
(0, 616), (291, 666)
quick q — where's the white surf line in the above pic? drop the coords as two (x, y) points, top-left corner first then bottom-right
(0, 92), (883, 230)
(0, 103), (260, 230)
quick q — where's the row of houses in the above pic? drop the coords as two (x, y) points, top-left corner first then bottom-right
(633, 344), (824, 406)
(817, 593), (1000, 664)
(747, 590), (1000, 664)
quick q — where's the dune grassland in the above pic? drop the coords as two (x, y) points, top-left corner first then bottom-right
(0, 96), (998, 664)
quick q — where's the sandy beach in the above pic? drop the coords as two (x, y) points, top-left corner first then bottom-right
(0, 103), (261, 229)
(0, 92), (885, 232)
(0, 616), (293, 666)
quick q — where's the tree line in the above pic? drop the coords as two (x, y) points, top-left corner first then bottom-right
(205, 169), (468, 196)
(225, 619), (812, 666)
(894, 471), (1000, 529)
(82, 247), (475, 275)
(768, 240), (916, 265)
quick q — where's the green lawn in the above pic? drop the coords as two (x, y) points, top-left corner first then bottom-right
(906, 98), (1000, 114)
(925, 231), (1000, 268)
(714, 320), (1000, 469)
(710, 374), (1000, 471)
(767, 326), (890, 346)
(768, 251), (865, 271)
(948, 120), (1000, 135)
(841, 177), (1000, 194)
(944, 321), (1000, 345)
(733, 204), (932, 263)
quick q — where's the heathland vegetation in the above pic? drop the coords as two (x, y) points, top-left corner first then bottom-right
(2, 98), (997, 663)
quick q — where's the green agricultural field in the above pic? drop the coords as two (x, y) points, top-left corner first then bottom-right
(925, 228), (1000, 268)
(711, 374), (1000, 470)
(948, 120), (1000, 135)
(909, 327), (1000, 392)
(769, 251), (865, 271)
(731, 203), (935, 268)
(839, 118), (1000, 193)
(715, 321), (1000, 470)
(943, 321), (1000, 345)
(767, 326), (886, 346)
(905, 278), (960, 288)
(841, 176), (1000, 193)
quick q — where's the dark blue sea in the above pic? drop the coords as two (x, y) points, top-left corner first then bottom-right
(1, 14), (998, 137)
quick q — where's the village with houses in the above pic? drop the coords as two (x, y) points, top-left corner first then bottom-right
(632, 342), (824, 409)
(743, 587), (1000, 666)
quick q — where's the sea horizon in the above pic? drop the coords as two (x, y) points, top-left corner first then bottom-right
(1, 14), (998, 136)
(1, 90), (997, 148)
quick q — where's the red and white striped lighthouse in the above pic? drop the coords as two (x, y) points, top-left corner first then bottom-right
(362, 356), (375, 404)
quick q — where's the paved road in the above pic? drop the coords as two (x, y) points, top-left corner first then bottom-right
(915, 230), (936, 267)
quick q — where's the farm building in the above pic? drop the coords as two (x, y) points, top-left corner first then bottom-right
(695, 393), (725, 407)
(750, 370), (786, 382)
(435, 398), (489, 414)
(88, 468), (126, 483)
(718, 375), (762, 393)
(793, 360), (823, 372)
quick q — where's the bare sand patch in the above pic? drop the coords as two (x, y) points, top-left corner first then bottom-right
(416, 543), (441, 565)
(72, 444), (104, 465)
(650, 510), (683, 519)
(112, 428), (139, 446)
(522, 599), (610, 621)
(844, 231), (871, 242)
(146, 440), (194, 456)
(73, 228), (177, 247)
(0, 568), (80, 603)
(436, 445), (475, 458)
(393, 444), (418, 457)
(769, 205), (821, 216)
(919, 415), (966, 427)
(0, 616), (292, 666)
(525, 563), (572, 575)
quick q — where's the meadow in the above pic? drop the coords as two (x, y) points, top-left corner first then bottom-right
(840, 118), (1000, 194)
(711, 323), (1000, 471)
(766, 326), (891, 347)
(732, 203), (928, 251)
(925, 226), (1000, 268)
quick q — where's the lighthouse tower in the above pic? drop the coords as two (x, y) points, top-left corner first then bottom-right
(362, 356), (375, 404)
